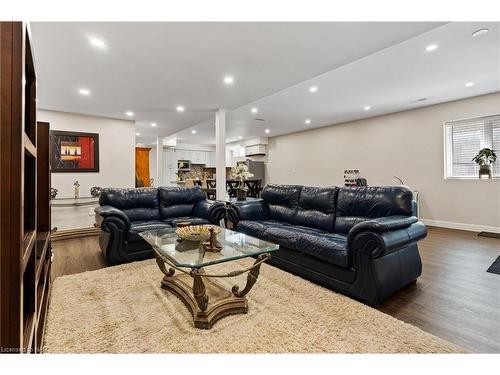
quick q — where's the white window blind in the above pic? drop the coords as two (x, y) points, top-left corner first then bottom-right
(444, 114), (500, 178)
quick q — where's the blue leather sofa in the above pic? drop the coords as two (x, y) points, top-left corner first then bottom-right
(95, 186), (224, 265)
(229, 184), (427, 305)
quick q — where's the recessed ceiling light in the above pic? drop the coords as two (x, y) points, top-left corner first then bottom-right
(265, 129), (270, 134)
(191, 130), (197, 134)
(223, 76), (234, 85)
(364, 105), (371, 111)
(425, 44), (439, 52)
(176, 105), (185, 112)
(305, 119), (311, 124)
(135, 132), (140, 136)
(309, 86), (318, 93)
(251, 107), (258, 114)
(465, 82), (475, 87)
(151, 122), (157, 127)
(238, 136), (243, 139)
(89, 37), (106, 49)
(125, 111), (134, 117)
(472, 28), (489, 37)
(78, 88), (91, 96)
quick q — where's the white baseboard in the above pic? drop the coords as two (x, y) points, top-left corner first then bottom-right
(421, 219), (500, 234)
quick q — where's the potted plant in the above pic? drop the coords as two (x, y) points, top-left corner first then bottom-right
(472, 148), (497, 179)
(230, 163), (254, 201)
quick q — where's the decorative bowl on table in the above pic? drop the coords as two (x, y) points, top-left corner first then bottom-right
(175, 225), (221, 242)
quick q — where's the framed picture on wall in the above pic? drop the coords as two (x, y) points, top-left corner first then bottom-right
(50, 130), (99, 172)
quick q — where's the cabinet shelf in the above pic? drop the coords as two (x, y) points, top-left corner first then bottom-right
(0, 22), (51, 353)
(22, 230), (36, 274)
(35, 231), (50, 284)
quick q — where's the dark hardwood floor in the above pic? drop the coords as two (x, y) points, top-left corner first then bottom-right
(377, 226), (500, 353)
(51, 226), (500, 353)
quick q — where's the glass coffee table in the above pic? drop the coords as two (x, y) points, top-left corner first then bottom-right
(140, 227), (279, 329)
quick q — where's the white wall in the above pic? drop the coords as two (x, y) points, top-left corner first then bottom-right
(38, 110), (136, 196)
(266, 92), (500, 233)
(38, 110), (135, 230)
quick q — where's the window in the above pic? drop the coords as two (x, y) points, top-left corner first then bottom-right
(444, 114), (500, 179)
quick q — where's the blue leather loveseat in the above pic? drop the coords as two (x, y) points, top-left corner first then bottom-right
(95, 186), (224, 265)
(229, 184), (427, 305)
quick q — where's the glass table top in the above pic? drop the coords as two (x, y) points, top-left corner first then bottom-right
(139, 227), (279, 269)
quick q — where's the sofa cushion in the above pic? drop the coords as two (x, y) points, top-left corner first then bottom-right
(236, 220), (283, 238)
(99, 188), (160, 222)
(260, 184), (302, 224)
(236, 220), (324, 248)
(159, 186), (207, 219)
(237, 219), (349, 268)
(163, 217), (210, 227)
(128, 220), (172, 242)
(296, 232), (349, 268)
(263, 226), (301, 249)
(335, 186), (413, 234)
(295, 186), (338, 232)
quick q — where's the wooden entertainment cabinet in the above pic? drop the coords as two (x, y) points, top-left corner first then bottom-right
(0, 22), (52, 353)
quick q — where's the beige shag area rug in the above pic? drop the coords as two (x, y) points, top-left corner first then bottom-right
(44, 258), (464, 353)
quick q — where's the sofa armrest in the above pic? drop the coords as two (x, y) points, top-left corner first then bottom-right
(229, 199), (269, 226)
(193, 200), (225, 224)
(94, 205), (130, 231)
(348, 216), (427, 258)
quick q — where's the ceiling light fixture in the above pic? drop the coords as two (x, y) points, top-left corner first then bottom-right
(364, 105), (371, 111)
(78, 88), (91, 96)
(309, 86), (318, 93)
(135, 132), (140, 136)
(305, 119), (311, 124)
(176, 105), (185, 112)
(238, 136), (243, 139)
(151, 122), (157, 127)
(465, 82), (475, 87)
(472, 28), (489, 37)
(191, 130), (197, 134)
(251, 107), (258, 114)
(425, 44), (439, 52)
(125, 111), (134, 117)
(223, 76), (234, 85)
(265, 129), (270, 134)
(89, 37), (106, 49)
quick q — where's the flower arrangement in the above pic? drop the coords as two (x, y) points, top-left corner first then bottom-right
(230, 163), (254, 191)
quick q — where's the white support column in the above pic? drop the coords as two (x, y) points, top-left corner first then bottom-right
(156, 136), (164, 187)
(215, 109), (226, 200)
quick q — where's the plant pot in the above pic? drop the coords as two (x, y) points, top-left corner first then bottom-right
(479, 164), (492, 179)
(237, 189), (247, 201)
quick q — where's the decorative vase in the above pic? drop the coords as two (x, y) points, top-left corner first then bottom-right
(237, 189), (247, 201)
(479, 164), (492, 179)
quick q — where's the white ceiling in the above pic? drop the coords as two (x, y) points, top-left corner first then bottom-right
(166, 22), (500, 145)
(30, 22), (499, 146)
(31, 22), (446, 143)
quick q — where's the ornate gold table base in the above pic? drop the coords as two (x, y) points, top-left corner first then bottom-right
(155, 253), (270, 329)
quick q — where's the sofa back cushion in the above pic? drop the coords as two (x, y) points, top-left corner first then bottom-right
(158, 186), (207, 219)
(334, 186), (413, 234)
(295, 186), (338, 231)
(261, 184), (302, 224)
(99, 187), (160, 222)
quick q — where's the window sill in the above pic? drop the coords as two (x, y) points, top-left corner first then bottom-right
(444, 177), (500, 180)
